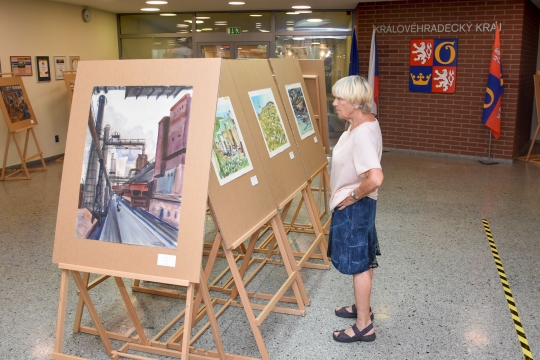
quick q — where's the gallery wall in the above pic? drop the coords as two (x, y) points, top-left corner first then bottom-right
(356, 0), (540, 160)
(0, 0), (119, 167)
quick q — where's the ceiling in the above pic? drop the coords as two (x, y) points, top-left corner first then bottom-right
(49, 0), (540, 15)
(49, 0), (377, 13)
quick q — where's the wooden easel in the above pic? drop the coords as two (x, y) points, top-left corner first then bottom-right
(55, 70), (77, 163)
(517, 73), (540, 165)
(53, 265), (233, 360)
(0, 72), (46, 180)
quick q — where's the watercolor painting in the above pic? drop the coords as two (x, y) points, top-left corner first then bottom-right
(285, 83), (315, 139)
(248, 88), (290, 158)
(211, 97), (253, 186)
(0, 84), (32, 123)
(75, 85), (193, 250)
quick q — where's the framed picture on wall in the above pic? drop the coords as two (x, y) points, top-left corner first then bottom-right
(69, 56), (80, 71)
(54, 56), (67, 80)
(36, 56), (51, 82)
(10, 56), (32, 76)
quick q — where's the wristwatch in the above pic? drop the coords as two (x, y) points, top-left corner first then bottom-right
(350, 190), (359, 201)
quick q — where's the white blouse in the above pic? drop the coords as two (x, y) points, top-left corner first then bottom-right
(329, 120), (382, 211)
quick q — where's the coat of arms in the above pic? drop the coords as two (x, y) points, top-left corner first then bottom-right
(410, 39), (458, 93)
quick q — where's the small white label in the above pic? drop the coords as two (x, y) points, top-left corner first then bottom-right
(30, 120), (34, 124)
(313, 136), (318, 143)
(250, 175), (258, 186)
(157, 254), (176, 267)
(289, 151), (295, 159)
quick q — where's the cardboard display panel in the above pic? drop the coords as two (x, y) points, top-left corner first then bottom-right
(208, 62), (277, 250)
(226, 60), (308, 208)
(0, 76), (38, 132)
(298, 60), (330, 155)
(269, 59), (328, 179)
(53, 59), (222, 284)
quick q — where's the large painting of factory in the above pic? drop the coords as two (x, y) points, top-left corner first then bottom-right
(74, 85), (192, 250)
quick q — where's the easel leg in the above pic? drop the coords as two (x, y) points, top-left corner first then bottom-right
(1, 131), (10, 180)
(303, 187), (329, 258)
(181, 284), (195, 360)
(114, 277), (149, 345)
(30, 127), (47, 170)
(229, 229), (260, 301)
(198, 273), (226, 359)
(73, 272), (91, 333)
(53, 269), (70, 355)
(71, 271), (114, 355)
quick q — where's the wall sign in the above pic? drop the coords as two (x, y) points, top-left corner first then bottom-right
(409, 39), (457, 93)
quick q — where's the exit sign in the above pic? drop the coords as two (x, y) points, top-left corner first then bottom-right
(227, 27), (241, 35)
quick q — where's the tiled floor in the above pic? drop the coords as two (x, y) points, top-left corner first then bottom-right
(0, 151), (539, 359)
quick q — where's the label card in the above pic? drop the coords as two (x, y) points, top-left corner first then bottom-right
(313, 136), (318, 143)
(289, 151), (295, 159)
(157, 254), (176, 267)
(250, 175), (258, 186)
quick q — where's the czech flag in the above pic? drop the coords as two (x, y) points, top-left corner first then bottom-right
(368, 27), (379, 115)
(348, 28), (359, 76)
(482, 25), (503, 139)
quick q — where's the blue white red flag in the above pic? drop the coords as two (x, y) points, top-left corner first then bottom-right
(348, 28), (359, 76)
(368, 27), (379, 115)
(482, 25), (503, 139)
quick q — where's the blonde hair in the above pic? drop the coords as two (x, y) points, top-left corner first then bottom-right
(332, 75), (373, 113)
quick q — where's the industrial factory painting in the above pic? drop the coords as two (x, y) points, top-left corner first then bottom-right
(284, 83), (315, 140)
(248, 88), (290, 158)
(211, 97), (253, 186)
(75, 85), (193, 250)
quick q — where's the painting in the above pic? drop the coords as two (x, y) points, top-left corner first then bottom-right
(69, 56), (80, 71)
(75, 85), (193, 250)
(0, 84), (32, 123)
(10, 56), (32, 76)
(248, 88), (290, 158)
(36, 56), (51, 82)
(54, 56), (67, 80)
(211, 97), (253, 186)
(284, 83), (315, 140)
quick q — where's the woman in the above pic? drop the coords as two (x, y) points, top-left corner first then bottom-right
(328, 75), (383, 343)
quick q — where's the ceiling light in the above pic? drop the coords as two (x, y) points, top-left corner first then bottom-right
(196, 16), (211, 19)
(228, 1), (245, 4)
(146, 1), (167, 4)
(196, 20), (204, 23)
(176, 24), (189, 27)
(153, 42), (162, 45)
(250, 14), (262, 17)
(141, 8), (160, 11)
(160, 13), (176, 16)
(286, 27), (294, 31)
(259, 29), (269, 32)
(293, 37), (305, 40)
(311, 42), (320, 45)
(238, 47), (243, 49)
(184, 20), (192, 23)
(196, 29), (202, 32)
(307, 18), (322, 22)
(242, 30), (249, 32)
(295, 10), (312, 13)
(202, 28), (213, 31)
(286, 12), (299, 15)
(179, 30), (189, 33)
(292, 5), (311, 9)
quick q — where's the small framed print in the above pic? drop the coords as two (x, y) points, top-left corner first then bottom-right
(10, 56), (32, 76)
(69, 56), (80, 71)
(36, 56), (51, 82)
(54, 56), (67, 80)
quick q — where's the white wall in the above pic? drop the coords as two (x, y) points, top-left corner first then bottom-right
(0, 0), (118, 167)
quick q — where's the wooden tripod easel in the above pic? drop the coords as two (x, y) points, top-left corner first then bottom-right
(517, 73), (540, 165)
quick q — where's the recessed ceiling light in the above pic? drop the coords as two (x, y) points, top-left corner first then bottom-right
(196, 29), (202, 32)
(286, 12), (299, 15)
(196, 16), (211, 19)
(307, 18), (322, 22)
(153, 42), (162, 45)
(259, 29), (269, 32)
(146, 1), (167, 4)
(141, 8), (160, 11)
(293, 37), (305, 40)
(242, 29), (249, 32)
(160, 13), (177, 16)
(311, 42), (320, 45)
(176, 24), (189, 27)
(196, 20), (204, 23)
(202, 28), (213, 31)
(184, 20), (192, 23)
(292, 5), (311, 9)
(250, 14), (262, 17)
(295, 10), (312, 13)
(286, 27), (294, 31)
(228, 1), (245, 4)
(179, 30), (189, 33)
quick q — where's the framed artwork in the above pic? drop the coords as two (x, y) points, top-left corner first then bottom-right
(10, 56), (32, 76)
(248, 88), (290, 158)
(36, 56), (51, 82)
(69, 56), (80, 71)
(284, 83), (315, 140)
(211, 96), (254, 186)
(0, 76), (37, 132)
(75, 86), (193, 250)
(54, 56), (67, 80)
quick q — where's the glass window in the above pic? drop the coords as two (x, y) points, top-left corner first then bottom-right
(121, 37), (193, 59)
(237, 45), (268, 59)
(201, 44), (231, 59)
(120, 14), (193, 34)
(195, 12), (271, 33)
(275, 11), (352, 33)
(276, 35), (351, 138)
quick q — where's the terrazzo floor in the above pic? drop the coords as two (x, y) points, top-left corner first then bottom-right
(0, 151), (539, 360)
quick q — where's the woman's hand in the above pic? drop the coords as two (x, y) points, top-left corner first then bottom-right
(336, 195), (357, 211)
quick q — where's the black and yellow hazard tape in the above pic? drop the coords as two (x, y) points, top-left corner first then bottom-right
(482, 219), (534, 360)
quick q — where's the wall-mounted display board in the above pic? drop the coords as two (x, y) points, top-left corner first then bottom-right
(269, 58), (328, 179)
(298, 59), (331, 155)
(227, 60), (308, 208)
(52, 58), (222, 285)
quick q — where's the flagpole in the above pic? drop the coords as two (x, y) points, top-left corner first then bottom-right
(479, 131), (498, 165)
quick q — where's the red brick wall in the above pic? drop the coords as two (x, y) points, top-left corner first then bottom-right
(356, 0), (540, 159)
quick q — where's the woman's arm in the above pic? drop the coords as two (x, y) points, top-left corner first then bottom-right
(336, 168), (383, 210)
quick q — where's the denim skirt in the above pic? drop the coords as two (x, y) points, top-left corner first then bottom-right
(327, 197), (379, 275)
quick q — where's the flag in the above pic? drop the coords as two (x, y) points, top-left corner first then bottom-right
(482, 25), (503, 139)
(368, 27), (379, 115)
(348, 28), (359, 75)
